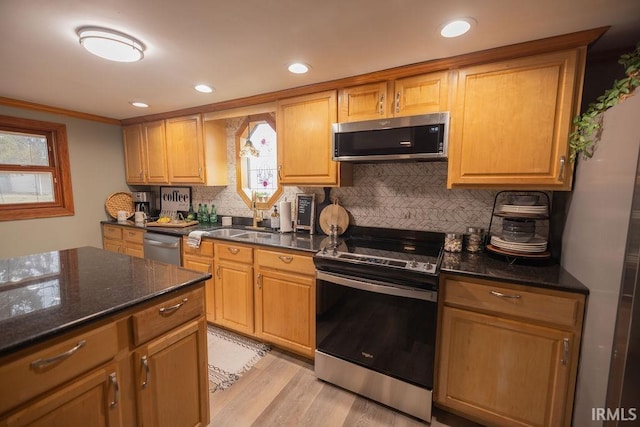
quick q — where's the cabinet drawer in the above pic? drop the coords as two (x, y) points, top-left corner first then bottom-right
(103, 224), (122, 240)
(215, 242), (253, 264)
(131, 287), (204, 346)
(256, 249), (315, 276)
(0, 322), (119, 414)
(123, 228), (144, 243)
(443, 278), (581, 328)
(182, 237), (214, 257)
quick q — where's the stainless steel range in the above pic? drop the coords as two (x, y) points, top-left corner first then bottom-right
(314, 227), (443, 422)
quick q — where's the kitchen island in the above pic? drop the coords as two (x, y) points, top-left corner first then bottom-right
(0, 246), (211, 426)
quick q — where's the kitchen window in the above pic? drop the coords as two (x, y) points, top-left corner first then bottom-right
(0, 115), (74, 220)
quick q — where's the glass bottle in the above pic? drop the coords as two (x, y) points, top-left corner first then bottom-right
(202, 204), (209, 223)
(197, 203), (203, 222)
(187, 204), (195, 221)
(209, 204), (217, 224)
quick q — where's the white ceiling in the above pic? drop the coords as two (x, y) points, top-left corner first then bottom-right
(1, 0), (639, 121)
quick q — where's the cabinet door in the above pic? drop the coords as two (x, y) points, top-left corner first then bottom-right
(338, 81), (388, 122)
(447, 49), (582, 189)
(393, 70), (450, 116)
(255, 268), (315, 358)
(143, 120), (169, 184)
(277, 90), (342, 186)
(436, 306), (573, 427)
(103, 237), (123, 254)
(166, 115), (205, 184)
(183, 254), (215, 322)
(214, 260), (254, 335)
(134, 319), (208, 427)
(123, 124), (146, 184)
(124, 242), (144, 259)
(2, 364), (122, 427)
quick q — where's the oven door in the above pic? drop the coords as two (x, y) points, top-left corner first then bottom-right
(316, 270), (437, 389)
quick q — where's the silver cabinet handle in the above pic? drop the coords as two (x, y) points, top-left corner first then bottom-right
(395, 92), (401, 113)
(216, 265), (221, 279)
(30, 340), (86, 369)
(257, 273), (262, 289)
(561, 338), (569, 366)
(489, 290), (521, 299)
(109, 372), (119, 408)
(558, 156), (566, 181)
(278, 255), (293, 264)
(379, 94), (384, 115)
(141, 355), (150, 388)
(159, 298), (187, 314)
(227, 247), (240, 255)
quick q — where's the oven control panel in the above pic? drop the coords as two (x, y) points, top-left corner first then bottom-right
(316, 247), (437, 275)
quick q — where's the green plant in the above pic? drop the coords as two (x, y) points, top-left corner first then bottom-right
(569, 42), (640, 162)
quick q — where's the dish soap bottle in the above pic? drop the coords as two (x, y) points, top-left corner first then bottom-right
(210, 204), (217, 225)
(271, 206), (280, 231)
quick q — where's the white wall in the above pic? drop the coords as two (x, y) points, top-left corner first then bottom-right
(562, 93), (640, 425)
(0, 105), (126, 259)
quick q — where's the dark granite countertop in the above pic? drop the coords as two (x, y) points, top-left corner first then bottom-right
(0, 246), (211, 357)
(101, 220), (326, 253)
(440, 251), (588, 294)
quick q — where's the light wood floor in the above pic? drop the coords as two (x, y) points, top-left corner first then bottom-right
(208, 348), (482, 427)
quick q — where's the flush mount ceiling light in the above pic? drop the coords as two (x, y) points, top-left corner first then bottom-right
(194, 84), (213, 93)
(288, 63), (310, 74)
(77, 26), (145, 62)
(130, 101), (149, 108)
(440, 18), (475, 38)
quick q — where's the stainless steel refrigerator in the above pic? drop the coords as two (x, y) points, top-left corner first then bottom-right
(562, 93), (640, 426)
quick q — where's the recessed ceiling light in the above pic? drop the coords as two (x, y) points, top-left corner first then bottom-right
(288, 63), (310, 74)
(194, 84), (214, 93)
(440, 19), (474, 38)
(130, 101), (149, 108)
(77, 26), (145, 62)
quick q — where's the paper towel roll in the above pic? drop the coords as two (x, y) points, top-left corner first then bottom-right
(279, 200), (292, 233)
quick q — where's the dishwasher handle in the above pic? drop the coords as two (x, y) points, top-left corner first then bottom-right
(144, 239), (180, 249)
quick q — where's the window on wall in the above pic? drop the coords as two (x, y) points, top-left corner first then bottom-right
(236, 113), (283, 209)
(0, 115), (75, 220)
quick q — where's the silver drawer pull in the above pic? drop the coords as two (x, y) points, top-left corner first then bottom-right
(489, 290), (521, 299)
(109, 372), (119, 408)
(159, 298), (188, 314)
(30, 340), (87, 369)
(141, 355), (150, 388)
(227, 247), (240, 254)
(278, 255), (293, 264)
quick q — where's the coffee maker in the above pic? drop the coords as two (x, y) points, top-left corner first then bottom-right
(132, 191), (154, 218)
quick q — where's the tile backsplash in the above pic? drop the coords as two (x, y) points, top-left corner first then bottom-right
(190, 117), (500, 234)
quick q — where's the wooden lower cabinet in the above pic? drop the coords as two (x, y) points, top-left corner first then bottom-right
(133, 318), (208, 427)
(0, 284), (208, 427)
(435, 275), (585, 427)
(182, 238), (215, 322)
(2, 363), (122, 427)
(102, 224), (144, 259)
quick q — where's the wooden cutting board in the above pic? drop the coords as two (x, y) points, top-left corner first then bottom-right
(318, 202), (349, 235)
(145, 220), (199, 228)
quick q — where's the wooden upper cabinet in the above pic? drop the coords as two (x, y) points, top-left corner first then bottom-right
(337, 71), (450, 123)
(143, 121), (169, 183)
(338, 81), (389, 122)
(166, 115), (205, 184)
(123, 121), (168, 185)
(123, 124), (146, 184)
(277, 90), (351, 186)
(447, 49), (584, 190)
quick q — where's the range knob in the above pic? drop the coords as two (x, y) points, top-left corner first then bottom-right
(410, 260), (418, 268)
(425, 262), (433, 271)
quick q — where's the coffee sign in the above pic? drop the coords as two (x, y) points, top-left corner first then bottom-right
(160, 186), (191, 212)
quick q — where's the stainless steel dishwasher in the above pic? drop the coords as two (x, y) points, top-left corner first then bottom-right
(143, 232), (181, 265)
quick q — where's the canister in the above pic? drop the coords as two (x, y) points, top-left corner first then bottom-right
(465, 227), (485, 253)
(444, 233), (463, 252)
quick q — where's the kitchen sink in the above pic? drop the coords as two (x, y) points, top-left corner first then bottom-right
(234, 231), (274, 239)
(205, 228), (250, 238)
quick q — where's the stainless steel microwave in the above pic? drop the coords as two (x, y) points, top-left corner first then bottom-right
(331, 112), (449, 162)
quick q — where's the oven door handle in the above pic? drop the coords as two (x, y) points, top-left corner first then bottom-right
(316, 271), (437, 302)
